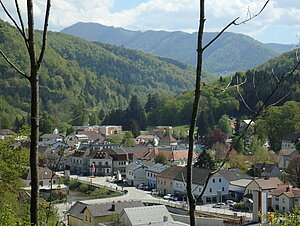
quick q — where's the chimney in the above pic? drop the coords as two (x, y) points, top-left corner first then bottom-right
(110, 201), (115, 211)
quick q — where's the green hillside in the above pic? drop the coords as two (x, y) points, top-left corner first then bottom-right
(61, 22), (282, 75)
(0, 19), (215, 130)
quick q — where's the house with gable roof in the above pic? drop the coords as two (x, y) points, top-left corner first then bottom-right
(67, 200), (144, 226)
(278, 149), (299, 169)
(270, 184), (300, 212)
(156, 166), (229, 204)
(146, 163), (170, 188)
(126, 160), (155, 186)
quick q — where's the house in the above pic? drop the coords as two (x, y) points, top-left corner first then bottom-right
(228, 179), (252, 202)
(103, 147), (134, 176)
(119, 205), (187, 226)
(156, 166), (229, 204)
(278, 149), (299, 168)
(135, 134), (156, 144)
(218, 168), (253, 201)
(159, 134), (178, 146)
(270, 184), (300, 212)
(249, 163), (282, 178)
(99, 125), (122, 135)
(145, 163), (170, 188)
(281, 134), (300, 149)
(88, 151), (113, 176)
(126, 160), (155, 186)
(40, 133), (64, 142)
(0, 129), (14, 139)
(244, 177), (283, 208)
(67, 201), (144, 226)
(22, 167), (59, 188)
(77, 131), (106, 143)
(140, 146), (198, 166)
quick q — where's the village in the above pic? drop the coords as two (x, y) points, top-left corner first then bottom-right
(1, 122), (299, 225)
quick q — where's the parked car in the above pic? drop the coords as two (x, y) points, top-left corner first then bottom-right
(163, 194), (173, 200)
(137, 184), (145, 190)
(171, 195), (182, 201)
(226, 200), (236, 206)
(212, 203), (226, 208)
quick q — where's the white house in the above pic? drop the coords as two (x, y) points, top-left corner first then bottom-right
(145, 163), (170, 188)
(270, 184), (300, 213)
(126, 161), (155, 186)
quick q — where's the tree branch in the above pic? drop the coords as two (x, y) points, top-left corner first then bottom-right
(0, 1), (27, 40)
(203, 17), (239, 51)
(37, 0), (51, 68)
(14, 0), (28, 47)
(0, 50), (29, 79)
(234, 0), (270, 25)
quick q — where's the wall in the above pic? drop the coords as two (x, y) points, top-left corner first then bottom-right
(171, 213), (224, 226)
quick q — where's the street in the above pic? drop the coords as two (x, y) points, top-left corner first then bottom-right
(55, 175), (252, 223)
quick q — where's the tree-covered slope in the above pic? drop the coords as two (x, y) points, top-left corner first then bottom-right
(0, 19), (215, 129)
(61, 22), (281, 75)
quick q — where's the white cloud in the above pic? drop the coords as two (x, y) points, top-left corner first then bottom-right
(0, 0), (299, 43)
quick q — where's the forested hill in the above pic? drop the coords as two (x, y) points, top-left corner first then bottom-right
(0, 19), (214, 129)
(61, 22), (288, 75)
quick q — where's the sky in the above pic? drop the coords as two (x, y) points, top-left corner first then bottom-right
(1, 0), (300, 44)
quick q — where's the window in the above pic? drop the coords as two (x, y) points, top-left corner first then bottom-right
(275, 205), (279, 210)
(283, 198), (285, 203)
(105, 162), (108, 165)
(85, 215), (88, 221)
(219, 178), (222, 182)
(275, 197), (279, 201)
(295, 198), (298, 202)
(89, 216), (92, 222)
(209, 188), (212, 192)
(213, 179), (215, 183)
(222, 187), (224, 192)
(283, 206), (285, 212)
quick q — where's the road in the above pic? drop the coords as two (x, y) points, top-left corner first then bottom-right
(55, 175), (252, 223)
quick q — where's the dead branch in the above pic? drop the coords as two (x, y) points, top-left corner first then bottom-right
(235, 0), (270, 25)
(37, 0), (51, 68)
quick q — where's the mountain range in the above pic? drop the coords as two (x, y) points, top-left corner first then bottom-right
(0, 19), (214, 129)
(61, 22), (296, 76)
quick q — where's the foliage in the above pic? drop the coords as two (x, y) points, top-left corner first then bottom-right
(154, 153), (169, 165)
(90, 187), (110, 197)
(285, 155), (300, 188)
(79, 183), (89, 193)
(194, 150), (216, 170)
(255, 101), (300, 152)
(62, 22), (281, 75)
(107, 134), (123, 144)
(217, 114), (232, 135)
(265, 207), (300, 226)
(122, 131), (136, 147)
(0, 19), (197, 132)
(67, 179), (81, 190)
(206, 128), (227, 149)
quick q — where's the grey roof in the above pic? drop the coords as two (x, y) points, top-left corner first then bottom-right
(121, 205), (173, 225)
(218, 168), (253, 182)
(40, 133), (63, 139)
(67, 201), (86, 220)
(157, 166), (210, 185)
(22, 167), (58, 180)
(146, 163), (171, 173)
(230, 179), (252, 187)
(123, 144), (152, 154)
(85, 201), (144, 217)
(127, 160), (155, 171)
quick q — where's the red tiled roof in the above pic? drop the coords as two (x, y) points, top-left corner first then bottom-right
(270, 184), (300, 198)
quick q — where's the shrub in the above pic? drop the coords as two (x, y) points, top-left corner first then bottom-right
(68, 179), (81, 190)
(90, 187), (110, 197)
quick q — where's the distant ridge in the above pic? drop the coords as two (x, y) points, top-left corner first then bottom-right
(61, 22), (294, 76)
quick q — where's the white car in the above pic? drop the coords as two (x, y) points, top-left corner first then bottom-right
(163, 194), (173, 200)
(212, 202), (226, 208)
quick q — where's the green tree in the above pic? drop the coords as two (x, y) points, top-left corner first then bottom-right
(286, 155), (300, 188)
(122, 131), (136, 147)
(154, 153), (169, 165)
(217, 114), (232, 135)
(126, 95), (147, 130)
(129, 120), (140, 138)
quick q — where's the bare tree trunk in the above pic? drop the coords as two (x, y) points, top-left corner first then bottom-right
(187, 1), (205, 225)
(27, 2), (39, 224)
